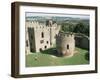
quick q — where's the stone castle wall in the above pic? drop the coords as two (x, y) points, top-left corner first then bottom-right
(25, 20), (61, 54)
(56, 32), (75, 57)
(75, 34), (89, 50)
(25, 20), (88, 56)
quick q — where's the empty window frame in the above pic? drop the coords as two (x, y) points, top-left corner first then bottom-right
(67, 44), (69, 49)
(41, 32), (44, 38)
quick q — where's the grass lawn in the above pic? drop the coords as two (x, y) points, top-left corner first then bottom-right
(26, 47), (89, 67)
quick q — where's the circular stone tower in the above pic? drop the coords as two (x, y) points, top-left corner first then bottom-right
(56, 32), (75, 57)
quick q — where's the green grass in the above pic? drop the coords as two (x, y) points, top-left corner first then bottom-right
(26, 47), (89, 67)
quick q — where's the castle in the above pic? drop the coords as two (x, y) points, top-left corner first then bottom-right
(56, 32), (75, 57)
(25, 20), (61, 54)
(25, 19), (75, 57)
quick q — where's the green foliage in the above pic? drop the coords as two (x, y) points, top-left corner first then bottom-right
(61, 23), (74, 32)
(74, 22), (89, 36)
(61, 22), (89, 36)
(26, 47), (89, 67)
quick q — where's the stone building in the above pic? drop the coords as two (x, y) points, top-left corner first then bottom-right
(25, 20), (61, 54)
(25, 18), (88, 57)
(56, 32), (75, 57)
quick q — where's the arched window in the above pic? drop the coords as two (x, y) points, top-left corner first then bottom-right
(41, 32), (44, 38)
(67, 44), (69, 49)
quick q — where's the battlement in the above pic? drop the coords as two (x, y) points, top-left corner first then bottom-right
(58, 31), (75, 39)
(26, 20), (61, 30)
(25, 20), (61, 54)
(56, 31), (75, 57)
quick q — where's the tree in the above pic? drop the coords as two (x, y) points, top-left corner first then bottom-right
(61, 23), (74, 32)
(73, 22), (89, 36)
(74, 22), (84, 33)
(61, 22), (89, 36)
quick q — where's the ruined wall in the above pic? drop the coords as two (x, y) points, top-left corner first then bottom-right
(75, 34), (89, 50)
(25, 20), (61, 53)
(50, 23), (61, 47)
(56, 32), (75, 57)
(34, 25), (51, 52)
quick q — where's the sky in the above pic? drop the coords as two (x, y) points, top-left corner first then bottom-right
(25, 12), (90, 19)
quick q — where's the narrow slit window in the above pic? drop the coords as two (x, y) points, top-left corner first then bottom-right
(67, 44), (69, 49)
(41, 32), (44, 38)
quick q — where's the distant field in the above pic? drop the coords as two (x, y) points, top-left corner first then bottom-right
(26, 47), (89, 67)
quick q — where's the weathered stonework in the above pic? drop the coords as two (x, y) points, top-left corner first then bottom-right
(75, 33), (89, 50)
(25, 20), (61, 54)
(56, 32), (75, 57)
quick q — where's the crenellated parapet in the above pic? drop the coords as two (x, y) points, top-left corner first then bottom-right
(56, 31), (75, 57)
(25, 20), (61, 54)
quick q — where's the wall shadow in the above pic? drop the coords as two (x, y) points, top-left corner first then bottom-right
(40, 48), (60, 57)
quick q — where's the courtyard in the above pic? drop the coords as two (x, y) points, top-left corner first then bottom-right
(26, 47), (89, 67)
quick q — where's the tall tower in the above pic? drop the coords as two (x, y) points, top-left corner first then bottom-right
(46, 20), (54, 47)
(56, 32), (75, 57)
